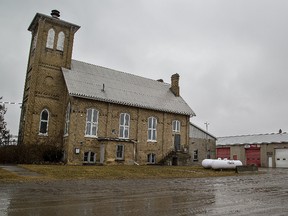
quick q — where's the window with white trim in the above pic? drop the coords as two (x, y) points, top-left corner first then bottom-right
(39, 109), (49, 135)
(56, 31), (65, 51)
(147, 153), (156, 164)
(119, 113), (130, 139)
(148, 117), (157, 141)
(85, 108), (99, 137)
(116, 144), (124, 160)
(172, 120), (181, 133)
(84, 151), (96, 164)
(64, 103), (70, 135)
(46, 28), (55, 49)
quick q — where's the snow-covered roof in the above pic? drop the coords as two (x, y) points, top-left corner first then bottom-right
(62, 60), (195, 116)
(217, 132), (288, 146)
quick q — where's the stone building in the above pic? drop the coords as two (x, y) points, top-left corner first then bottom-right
(216, 131), (288, 168)
(189, 123), (216, 165)
(18, 10), (195, 165)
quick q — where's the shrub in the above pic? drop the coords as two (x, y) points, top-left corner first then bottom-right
(0, 143), (63, 164)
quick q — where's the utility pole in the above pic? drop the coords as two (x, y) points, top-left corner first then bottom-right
(204, 122), (211, 158)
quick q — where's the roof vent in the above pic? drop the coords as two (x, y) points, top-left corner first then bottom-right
(51, 10), (60, 19)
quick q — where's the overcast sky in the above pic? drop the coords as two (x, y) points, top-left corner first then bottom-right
(1, 0), (288, 137)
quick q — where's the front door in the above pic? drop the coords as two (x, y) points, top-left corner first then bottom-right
(268, 157), (273, 168)
(174, 134), (181, 151)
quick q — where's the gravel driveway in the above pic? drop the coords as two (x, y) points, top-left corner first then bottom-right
(1, 168), (288, 216)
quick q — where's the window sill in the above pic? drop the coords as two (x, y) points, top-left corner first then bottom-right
(115, 159), (124, 161)
(118, 137), (129, 140)
(38, 133), (48, 136)
(84, 135), (98, 138)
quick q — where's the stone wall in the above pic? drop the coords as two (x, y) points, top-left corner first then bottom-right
(64, 97), (190, 165)
(189, 138), (216, 165)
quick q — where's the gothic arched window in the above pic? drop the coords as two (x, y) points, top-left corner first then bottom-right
(46, 28), (55, 49)
(85, 108), (99, 137)
(119, 113), (130, 139)
(148, 117), (157, 141)
(39, 109), (49, 135)
(172, 120), (181, 133)
(56, 31), (65, 51)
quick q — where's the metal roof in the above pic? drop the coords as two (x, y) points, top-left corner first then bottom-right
(62, 60), (196, 116)
(189, 123), (217, 140)
(217, 132), (288, 146)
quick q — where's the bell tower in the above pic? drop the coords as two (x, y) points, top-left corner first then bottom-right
(18, 10), (80, 145)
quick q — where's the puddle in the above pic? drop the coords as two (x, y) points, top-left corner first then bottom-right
(1, 169), (288, 215)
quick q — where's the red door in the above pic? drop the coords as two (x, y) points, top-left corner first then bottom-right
(216, 148), (230, 159)
(246, 148), (261, 167)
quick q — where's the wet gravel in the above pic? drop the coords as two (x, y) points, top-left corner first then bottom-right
(1, 168), (288, 216)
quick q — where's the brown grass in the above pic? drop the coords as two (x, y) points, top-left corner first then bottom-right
(0, 165), (236, 182)
(0, 168), (23, 182)
(0, 165), (237, 182)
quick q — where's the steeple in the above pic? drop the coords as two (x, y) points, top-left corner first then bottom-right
(18, 10), (80, 145)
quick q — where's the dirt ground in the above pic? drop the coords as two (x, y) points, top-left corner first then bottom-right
(1, 168), (288, 216)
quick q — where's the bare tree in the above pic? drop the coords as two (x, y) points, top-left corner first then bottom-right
(0, 97), (10, 145)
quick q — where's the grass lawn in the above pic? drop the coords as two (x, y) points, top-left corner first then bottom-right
(0, 165), (236, 182)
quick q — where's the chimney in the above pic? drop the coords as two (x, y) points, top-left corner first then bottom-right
(170, 73), (180, 96)
(51, 10), (60, 19)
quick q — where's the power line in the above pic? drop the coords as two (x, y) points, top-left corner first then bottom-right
(0, 101), (22, 105)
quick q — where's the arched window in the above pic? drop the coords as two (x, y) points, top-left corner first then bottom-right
(39, 109), (49, 135)
(56, 31), (65, 51)
(147, 153), (156, 164)
(46, 28), (55, 49)
(64, 103), (70, 135)
(119, 113), (130, 139)
(148, 117), (157, 141)
(84, 151), (96, 164)
(172, 120), (181, 133)
(85, 108), (99, 137)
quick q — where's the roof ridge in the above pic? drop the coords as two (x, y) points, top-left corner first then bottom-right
(71, 59), (170, 85)
(218, 132), (288, 139)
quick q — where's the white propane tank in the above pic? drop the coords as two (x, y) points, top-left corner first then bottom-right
(202, 158), (222, 169)
(211, 158), (243, 170)
(201, 159), (214, 168)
